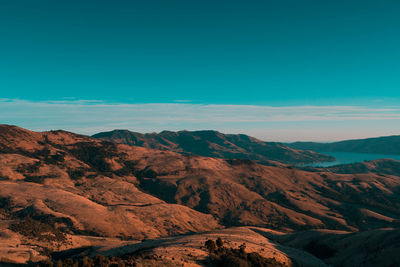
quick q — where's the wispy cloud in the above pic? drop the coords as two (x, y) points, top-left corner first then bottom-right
(1, 98), (400, 141)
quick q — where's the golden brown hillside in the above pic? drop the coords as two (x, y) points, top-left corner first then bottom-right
(0, 125), (400, 266)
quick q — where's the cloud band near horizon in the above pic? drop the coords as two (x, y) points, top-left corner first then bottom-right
(1, 98), (400, 142)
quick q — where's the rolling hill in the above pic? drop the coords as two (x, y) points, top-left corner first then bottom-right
(1, 125), (400, 266)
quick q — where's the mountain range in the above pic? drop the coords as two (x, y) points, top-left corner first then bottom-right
(1, 125), (399, 266)
(92, 129), (335, 165)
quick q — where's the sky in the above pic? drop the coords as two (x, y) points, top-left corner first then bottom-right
(1, 1), (400, 141)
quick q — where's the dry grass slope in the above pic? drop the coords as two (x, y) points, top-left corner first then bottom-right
(0, 125), (399, 266)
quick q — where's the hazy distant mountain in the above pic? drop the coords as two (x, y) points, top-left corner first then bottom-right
(92, 129), (335, 165)
(288, 135), (400, 155)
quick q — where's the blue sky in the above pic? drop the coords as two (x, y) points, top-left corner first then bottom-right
(1, 1), (400, 141)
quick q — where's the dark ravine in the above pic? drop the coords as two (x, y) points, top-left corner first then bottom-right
(92, 129), (335, 165)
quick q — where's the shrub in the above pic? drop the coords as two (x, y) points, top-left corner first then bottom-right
(216, 237), (224, 248)
(205, 239), (217, 253)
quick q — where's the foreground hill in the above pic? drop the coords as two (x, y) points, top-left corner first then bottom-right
(46, 227), (328, 267)
(1, 125), (400, 266)
(7, 227), (398, 267)
(92, 129), (335, 165)
(288, 135), (400, 155)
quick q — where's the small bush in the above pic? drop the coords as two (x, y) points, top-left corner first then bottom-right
(205, 239), (217, 253)
(216, 237), (224, 248)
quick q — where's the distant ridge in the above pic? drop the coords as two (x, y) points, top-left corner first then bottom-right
(92, 129), (335, 165)
(301, 158), (400, 176)
(288, 135), (400, 155)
